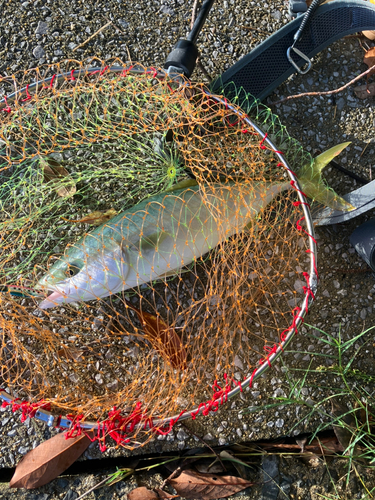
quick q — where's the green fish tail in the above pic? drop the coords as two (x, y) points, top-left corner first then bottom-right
(296, 142), (355, 212)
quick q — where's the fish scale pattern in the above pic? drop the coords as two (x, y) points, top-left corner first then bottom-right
(0, 61), (314, 446)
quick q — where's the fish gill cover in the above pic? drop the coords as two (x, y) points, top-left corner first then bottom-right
(0, 60), (317, 448)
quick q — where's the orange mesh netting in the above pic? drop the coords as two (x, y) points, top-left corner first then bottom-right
(0, 61), (317, 448)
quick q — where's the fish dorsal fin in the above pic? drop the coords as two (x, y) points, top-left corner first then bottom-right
(164, 178), (198, 192)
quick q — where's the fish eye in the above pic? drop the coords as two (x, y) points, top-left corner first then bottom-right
(64, 261), (82, 278)
(167, 165), (176, 178)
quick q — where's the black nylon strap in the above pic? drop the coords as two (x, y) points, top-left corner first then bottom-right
(212, 0), (375, 100)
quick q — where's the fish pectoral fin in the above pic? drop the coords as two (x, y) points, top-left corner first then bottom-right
(164, 178), (198, 192)
(139, 230), (171, 252)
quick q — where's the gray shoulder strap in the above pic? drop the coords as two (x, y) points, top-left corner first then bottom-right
(212, 0), (375, 100)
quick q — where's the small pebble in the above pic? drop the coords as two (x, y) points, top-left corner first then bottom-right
(35, 21), (49, 35)
(33, 45), (45, 59)
(18, 446), (30, 455)
(176, 429), (189, 441)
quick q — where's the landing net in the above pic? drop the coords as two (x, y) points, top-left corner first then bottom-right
(0, 61), (317, 448)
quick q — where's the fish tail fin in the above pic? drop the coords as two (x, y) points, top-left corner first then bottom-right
(296, 142), (355, 212)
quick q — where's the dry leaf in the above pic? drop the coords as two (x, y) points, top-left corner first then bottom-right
(56, 346), (84, 362)
(363, 30), (375, 41)
(62, 208), (117, 226)
(353, 83), (375, 99)
(307, 436), (343, 455)
(41, 157), (76, 197)
(125, 300), (187, 370)
(155, 489), (180, 499)
(127, 487), (158, 500)
(10, 431), (92, 489)
(331, 400), (357, 454)
(138, 309), (187, 370)
(169, 469), (253, 500)
(364, 47), (375, 80)
(364, 47), (375, 66)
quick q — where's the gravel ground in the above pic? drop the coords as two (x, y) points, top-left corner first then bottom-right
(1, 0), (375, 498)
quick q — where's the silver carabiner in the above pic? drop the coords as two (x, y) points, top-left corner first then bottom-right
(287, 46), (312, 74)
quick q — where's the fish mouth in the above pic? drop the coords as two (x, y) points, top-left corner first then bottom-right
(35, 278), (66, 291)
(39, 290), (65, 309)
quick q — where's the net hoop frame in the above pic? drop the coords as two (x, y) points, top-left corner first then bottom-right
(0, 65), (318, 437)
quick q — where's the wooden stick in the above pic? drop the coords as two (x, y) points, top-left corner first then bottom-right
(240, 26), (270, 35)
(72, 21), (112, 52)
(270, 63), (375, 106)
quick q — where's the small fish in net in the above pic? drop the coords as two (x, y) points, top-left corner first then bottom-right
(0, 61), (353, 447)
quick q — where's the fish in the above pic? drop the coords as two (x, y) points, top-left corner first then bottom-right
(37, 143), (354, 309)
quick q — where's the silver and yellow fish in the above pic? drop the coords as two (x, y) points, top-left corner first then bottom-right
(37, 143), (354, 309)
